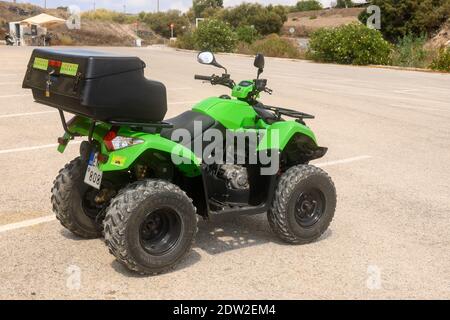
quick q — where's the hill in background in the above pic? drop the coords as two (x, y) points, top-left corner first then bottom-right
(283, 8), (364, 37)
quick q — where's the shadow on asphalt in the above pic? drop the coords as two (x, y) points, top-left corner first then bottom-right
(59, 212), (332, 277)
(194, 213), (275, 255)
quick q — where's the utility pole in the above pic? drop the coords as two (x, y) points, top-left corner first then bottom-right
(44, 0), (46, 9)
(157, 0), (160, 13)
(93, 1), (96, 11)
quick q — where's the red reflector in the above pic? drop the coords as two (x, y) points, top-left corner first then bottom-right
(97, 153), (109, 164)
(49, 60), (62, 68)
(57, 137), (68, 145)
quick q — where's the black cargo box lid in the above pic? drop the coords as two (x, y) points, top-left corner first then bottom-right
(25, 48), (145, 79)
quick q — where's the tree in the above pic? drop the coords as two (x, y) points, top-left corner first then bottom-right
(295, 0), (322, 12)
(335, 0), (354, 8)
(193, 0), (224, 18)
(219, 3), (287, 35)
(359, 0), (450, 41)
(140, 10), (190, 38)
(193, 19), (237, 52)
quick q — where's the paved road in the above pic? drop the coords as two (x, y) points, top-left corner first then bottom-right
(0, 46), (449, 299)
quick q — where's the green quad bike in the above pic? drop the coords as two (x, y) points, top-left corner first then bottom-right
(22, 49), (336, 275)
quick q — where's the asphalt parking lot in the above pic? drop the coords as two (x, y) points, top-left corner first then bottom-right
(0, 45), (449, 299)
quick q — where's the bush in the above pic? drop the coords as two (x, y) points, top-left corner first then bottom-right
(236, 25), (259, 44)
(295, 0), (322, 12)
(391, 34), (428, 68)
(250, 34), (302, 59)
(359, 0), (450, 41)
(174, 31), (196, 50)
(55, 35), (74, 46)
(308, 23), (392, 65)
(430, 48), (450, 72)
(193, 19), (237, 52)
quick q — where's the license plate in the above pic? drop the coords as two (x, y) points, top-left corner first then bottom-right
(84, 152), (103, 189)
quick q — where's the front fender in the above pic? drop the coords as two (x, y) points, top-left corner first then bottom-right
(67, 116), (201, 177)
(257, 121), (317, 151)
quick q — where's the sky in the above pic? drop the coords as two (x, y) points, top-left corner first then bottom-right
(15, 0), (350, 14)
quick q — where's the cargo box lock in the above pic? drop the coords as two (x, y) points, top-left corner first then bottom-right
(45, 69), (55, 98)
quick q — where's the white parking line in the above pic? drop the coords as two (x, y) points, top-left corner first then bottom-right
(389, 103), (450, 113)
(0, 93), (31, 99)
(0, 155), (372, 234)
(0, 101), (198, 119)
(315, 155), (372, 167)
(0, 110), (57, 119)
(0, 215), (56, 234)
(0, 141), (81, 155)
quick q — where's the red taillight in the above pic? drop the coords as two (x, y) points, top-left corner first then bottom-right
(103, 127), (119, 151)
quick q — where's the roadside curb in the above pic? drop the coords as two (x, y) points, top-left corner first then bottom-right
(168, 46), (450, 74)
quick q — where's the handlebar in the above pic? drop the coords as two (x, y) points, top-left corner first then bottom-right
(194, 75), (213, 81)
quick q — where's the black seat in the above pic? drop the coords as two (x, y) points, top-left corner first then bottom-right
(159, 111), (216, 143)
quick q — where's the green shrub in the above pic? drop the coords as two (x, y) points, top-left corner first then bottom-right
(174, 31), (196, 50)
(295, 0), (322, 12)
(250, 34), (302, 59)
(193, 19), (237, 52)
(236, 25), (259, 44)
(308, 23), (392, 65)
(430, 48), (450, 72)
(391, 34), (428, 68)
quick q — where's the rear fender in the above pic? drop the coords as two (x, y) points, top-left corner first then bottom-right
(66, 116), (201, 177)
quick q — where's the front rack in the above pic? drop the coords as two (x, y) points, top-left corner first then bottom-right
(262, 105), (315, 121)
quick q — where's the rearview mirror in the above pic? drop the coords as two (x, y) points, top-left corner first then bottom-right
(254, 53), (265, 78)
(197, 51), (227, 73)
(197, 51), (215, 65)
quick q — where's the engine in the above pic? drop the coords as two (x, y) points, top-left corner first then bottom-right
(217, 164), (249, 190)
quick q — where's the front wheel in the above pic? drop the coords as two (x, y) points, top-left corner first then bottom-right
(268, 165), (336, 244)
(103, 180), (197, 275)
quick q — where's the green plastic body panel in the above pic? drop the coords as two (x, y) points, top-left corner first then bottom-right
(62, 94), (318, 177)
(258, 121), (317, 151)
(65, 116), (201, 177)
(192, 97), (258, 129)
(193, 96), (318, 150)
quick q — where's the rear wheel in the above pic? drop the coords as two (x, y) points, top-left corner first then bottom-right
(103, 180), (197, 275)
(51, 157), (114, 239)
(268, 165), (336, 244)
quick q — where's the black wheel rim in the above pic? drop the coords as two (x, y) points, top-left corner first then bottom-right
(294, 188), (325, 228)
(139, 208), (182, 256)
(81, 187), (104, 219)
